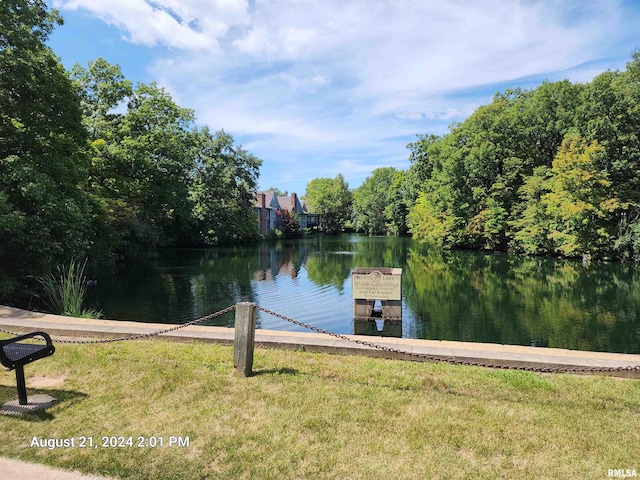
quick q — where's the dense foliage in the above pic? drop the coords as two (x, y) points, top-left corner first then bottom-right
(0, 1), (261, 302)
(70, 59), (262, 254)
(302, 174), (352, 234)
(405, 55), (640, 259)
(341, 55), (640, 260)
(0, 0), (95, 298)
(350, 167), (412, 236)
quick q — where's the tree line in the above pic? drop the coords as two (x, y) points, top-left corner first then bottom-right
(4, 2), (640, 305)
(0, 1), (261, 302)
(307, 53), (640, 262)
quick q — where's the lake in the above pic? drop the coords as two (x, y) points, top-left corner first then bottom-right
(85, 235), (640, 354)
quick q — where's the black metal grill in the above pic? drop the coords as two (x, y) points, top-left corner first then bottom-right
(2, 342), (48, 364)
(0, 332), (55, 405)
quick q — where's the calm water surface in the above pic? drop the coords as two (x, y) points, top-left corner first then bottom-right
(86, 235), (640, 354)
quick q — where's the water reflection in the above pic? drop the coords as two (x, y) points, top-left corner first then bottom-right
(404, 244), (640, 353)
(354, 319), (402, 337)
(86, 235), (640, 354)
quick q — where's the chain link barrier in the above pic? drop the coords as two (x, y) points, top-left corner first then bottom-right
(255, 305), (640, 376)
(1, 303), (639, 375)
(0, 305), (236, 344)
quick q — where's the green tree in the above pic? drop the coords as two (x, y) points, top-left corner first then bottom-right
(303, 174), (352, 234)
(72, 59), (264, 253)
(407, 80), (584, 251)
(405, 133), (441, 203)
(70, 57), (133, 141)
(352, 167), (397, 235)
(407, 192), (458, 246)
(575, 67), (640, 203)
(509, 166), (553, 254)
(542, 135), (622, 256)
(511, 135), (623, 257)
(69, 58), (135, 257)
(384, 170), (410, 236)
(614, 212), (640, 262)
(71, 60), (200, 256)
(121, 82), (198, 246)
(0, 0), (95, 299)
(190, 129), (261, 245)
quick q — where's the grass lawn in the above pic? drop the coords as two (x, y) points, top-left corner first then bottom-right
(0, 337), (638, 479)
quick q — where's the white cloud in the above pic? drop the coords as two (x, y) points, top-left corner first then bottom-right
(234, 24), (318, 58)
(54, 0), (249, 50)
(395, 108), (467, 121)
(54, 0), (638, 192)
(395, 112), (425, 121)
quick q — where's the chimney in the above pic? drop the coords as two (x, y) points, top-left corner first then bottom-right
(259, 193), (267, 235)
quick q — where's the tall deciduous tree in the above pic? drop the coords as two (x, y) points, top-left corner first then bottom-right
(511, 135), (623, 256)
(542, 135), (622, 256)
(303, 174), (352, 234)
(71, 60), (200, 256)
(509, 166), (553, 255)
(72, 58), (264, 254)
(575, 59), (640, 205)
(70, 57), (133, 140)
(0, 0), (95, 299)
(352, 167), (398, 235)
(404, 67), (640, 258)
(120, 82), (198, 246)
(190, 129), (261, 245)
(407, 192), (457, 246)
(384, 170), (410, 236)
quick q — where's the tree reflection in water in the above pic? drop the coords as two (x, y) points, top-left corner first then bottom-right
(86, 235), (640, 354)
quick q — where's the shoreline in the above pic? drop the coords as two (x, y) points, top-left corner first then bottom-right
(1, 305), (639, 378)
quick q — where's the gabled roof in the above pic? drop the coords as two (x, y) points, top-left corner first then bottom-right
(256, 191), (318, 215)
(277, 195), (293, 212)
(255, 191), (281, 209)
(278, 194), (303, 215)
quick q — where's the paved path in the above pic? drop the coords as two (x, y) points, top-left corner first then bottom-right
(0, 456), (112, 480)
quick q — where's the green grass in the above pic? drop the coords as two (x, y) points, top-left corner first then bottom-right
(0, 338), (638, 479)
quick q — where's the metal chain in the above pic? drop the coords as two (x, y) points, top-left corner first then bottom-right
(255, 305), (640, 375)
(2, 303), (638, 375)
(0, 305), (236, 344)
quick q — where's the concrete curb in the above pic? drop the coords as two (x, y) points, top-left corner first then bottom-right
(2, 305), (639, 377)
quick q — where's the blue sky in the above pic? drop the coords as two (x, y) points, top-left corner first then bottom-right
(49, 0), (640, 196)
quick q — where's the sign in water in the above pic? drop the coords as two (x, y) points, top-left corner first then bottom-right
(352, 268), (402, 301)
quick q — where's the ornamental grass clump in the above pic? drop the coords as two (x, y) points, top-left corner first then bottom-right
(34, 259), (101, 319)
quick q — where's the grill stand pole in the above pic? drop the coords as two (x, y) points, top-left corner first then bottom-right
(15, 365), (27, 405)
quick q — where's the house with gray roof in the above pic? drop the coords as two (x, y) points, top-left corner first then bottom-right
(254, 191), (320, 235)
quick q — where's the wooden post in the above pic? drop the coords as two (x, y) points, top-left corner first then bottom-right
(234, 302), (257, 377)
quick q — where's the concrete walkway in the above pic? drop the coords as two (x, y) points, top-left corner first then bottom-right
(0, 456), (113, 480)
(2, 305), (640, 376)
